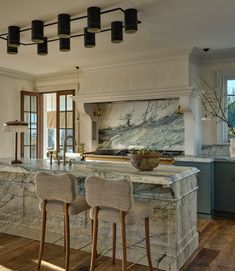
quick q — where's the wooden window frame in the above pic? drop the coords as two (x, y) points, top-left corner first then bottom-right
(56, 90), (75, 155)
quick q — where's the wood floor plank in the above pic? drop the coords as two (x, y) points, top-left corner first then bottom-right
(1, 218), (235, 271)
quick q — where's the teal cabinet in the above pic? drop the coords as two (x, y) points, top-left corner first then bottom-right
(215, 161), (235, 214)
(175, 161), (214, 216)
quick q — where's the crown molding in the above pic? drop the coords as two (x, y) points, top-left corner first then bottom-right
(0, 67), (34, 81)
(35, 69), (77, 82)
(81, 54), (190, 73)
(74, 86), (193, 104)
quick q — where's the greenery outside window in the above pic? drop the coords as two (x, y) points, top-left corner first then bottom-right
(227, 80), (235, 139)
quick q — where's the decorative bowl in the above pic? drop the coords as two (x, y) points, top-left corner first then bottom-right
(128, 153), (160, 171)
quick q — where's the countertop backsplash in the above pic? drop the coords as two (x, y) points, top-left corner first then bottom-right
(97, 98), (184, 151)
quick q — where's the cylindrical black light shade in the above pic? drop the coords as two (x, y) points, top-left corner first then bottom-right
(84, 27), (95, 48)
(58, 14), (71, 38)
(59, 38), (70, 51)
(87, 6), (101, 33)
(32, 20), (44, 43)
(7, 36), (18, 54)
(125, 8), (138, 34)
(8, 26), (20, 47)
(111, 21), (123, 43)
(7, 46), (18, 54)
(37, 37), (48, 55)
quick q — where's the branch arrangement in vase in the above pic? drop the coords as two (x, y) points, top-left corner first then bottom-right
(195, 72), (235, 137)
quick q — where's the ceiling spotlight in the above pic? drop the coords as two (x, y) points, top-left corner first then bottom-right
(125, 8), (138, 34)
(87, 6), (101, 33)
(32, 20), (44, 43)
(58, 14), (71, 38)
(8, 26), (20, 47)
(37, 37), (48, 55)
(84, 27), (95, 48)
(59, 38), (70, 52)
(111, 21), (123, 43)
(203, 48), (210, 53)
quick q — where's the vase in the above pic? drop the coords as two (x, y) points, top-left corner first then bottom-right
(229, 138), (235, 158)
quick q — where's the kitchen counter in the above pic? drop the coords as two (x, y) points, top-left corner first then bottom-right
(175, 155), (235, 163)
(0, 159), (198, 271)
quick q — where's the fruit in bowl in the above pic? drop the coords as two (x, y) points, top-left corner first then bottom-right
(128, 149), (160, 171)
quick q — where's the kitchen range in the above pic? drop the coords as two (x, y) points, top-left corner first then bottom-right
(82, 149), (184, 164)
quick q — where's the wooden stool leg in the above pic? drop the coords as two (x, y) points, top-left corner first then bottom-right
(120, 211), (127, 271)
(145, 217), (153, 271)
(37, 200), (47, 269)
(91, 219), (98, 259)
(90, 207), (99, 271)
(64, 219), (66, 252)
(112, 223), (116, 264)
(64, 203), (70, 271)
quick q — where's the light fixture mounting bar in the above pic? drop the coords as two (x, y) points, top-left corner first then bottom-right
(0, 7), (141, 46)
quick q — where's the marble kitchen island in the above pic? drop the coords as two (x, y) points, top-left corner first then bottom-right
(0, 159), (199, 271)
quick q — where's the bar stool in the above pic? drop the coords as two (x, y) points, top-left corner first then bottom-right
(35, 171), (90, 271)
(85, 175), (153, 271)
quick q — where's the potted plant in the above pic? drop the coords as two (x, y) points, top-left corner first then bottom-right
(128, 148), (160, 171)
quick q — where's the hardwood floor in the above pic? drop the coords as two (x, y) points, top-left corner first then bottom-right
(0, 218), (235, 271)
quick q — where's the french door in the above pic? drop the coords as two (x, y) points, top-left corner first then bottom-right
(21, 89), (75, 159)
(21, 91), (41, 158)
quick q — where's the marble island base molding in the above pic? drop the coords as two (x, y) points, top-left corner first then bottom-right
(0, 160), (199, 271)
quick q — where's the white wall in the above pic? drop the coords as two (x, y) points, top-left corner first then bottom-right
(0, 70), (33, 158)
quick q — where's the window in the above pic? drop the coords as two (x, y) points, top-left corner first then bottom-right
(227, 80), (235, 139)
(21, 91), (40, 158)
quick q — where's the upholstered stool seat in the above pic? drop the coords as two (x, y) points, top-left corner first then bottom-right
(85, 175), (154, 271)
(35, 171), (90, 271)
(90, 200), (153, 224)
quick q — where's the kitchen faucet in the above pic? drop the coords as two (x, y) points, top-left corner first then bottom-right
(63, 135), (75, 165)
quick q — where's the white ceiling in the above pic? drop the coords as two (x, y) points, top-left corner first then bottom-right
(1, 0), (235, 75)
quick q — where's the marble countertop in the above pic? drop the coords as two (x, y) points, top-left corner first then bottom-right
(0, 158), (199, 187)
(175, 155), (235, 163)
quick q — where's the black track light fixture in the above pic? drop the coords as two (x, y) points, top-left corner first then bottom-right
(87, 7), (101, 33)
(32, 20), (44, 43)
(111, 21), (123, 43)
(37, 37), (48, 55)
(125, 8), (138, 34)
(8, 26), (20, 47)
(59, 38), (70, 52)
(58, 14), (71, 38)
(84, 27), (95, 48)
(2, 6), (140, 55)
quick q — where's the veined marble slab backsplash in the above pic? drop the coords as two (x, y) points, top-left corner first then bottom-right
(98, 99), (184, 150)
